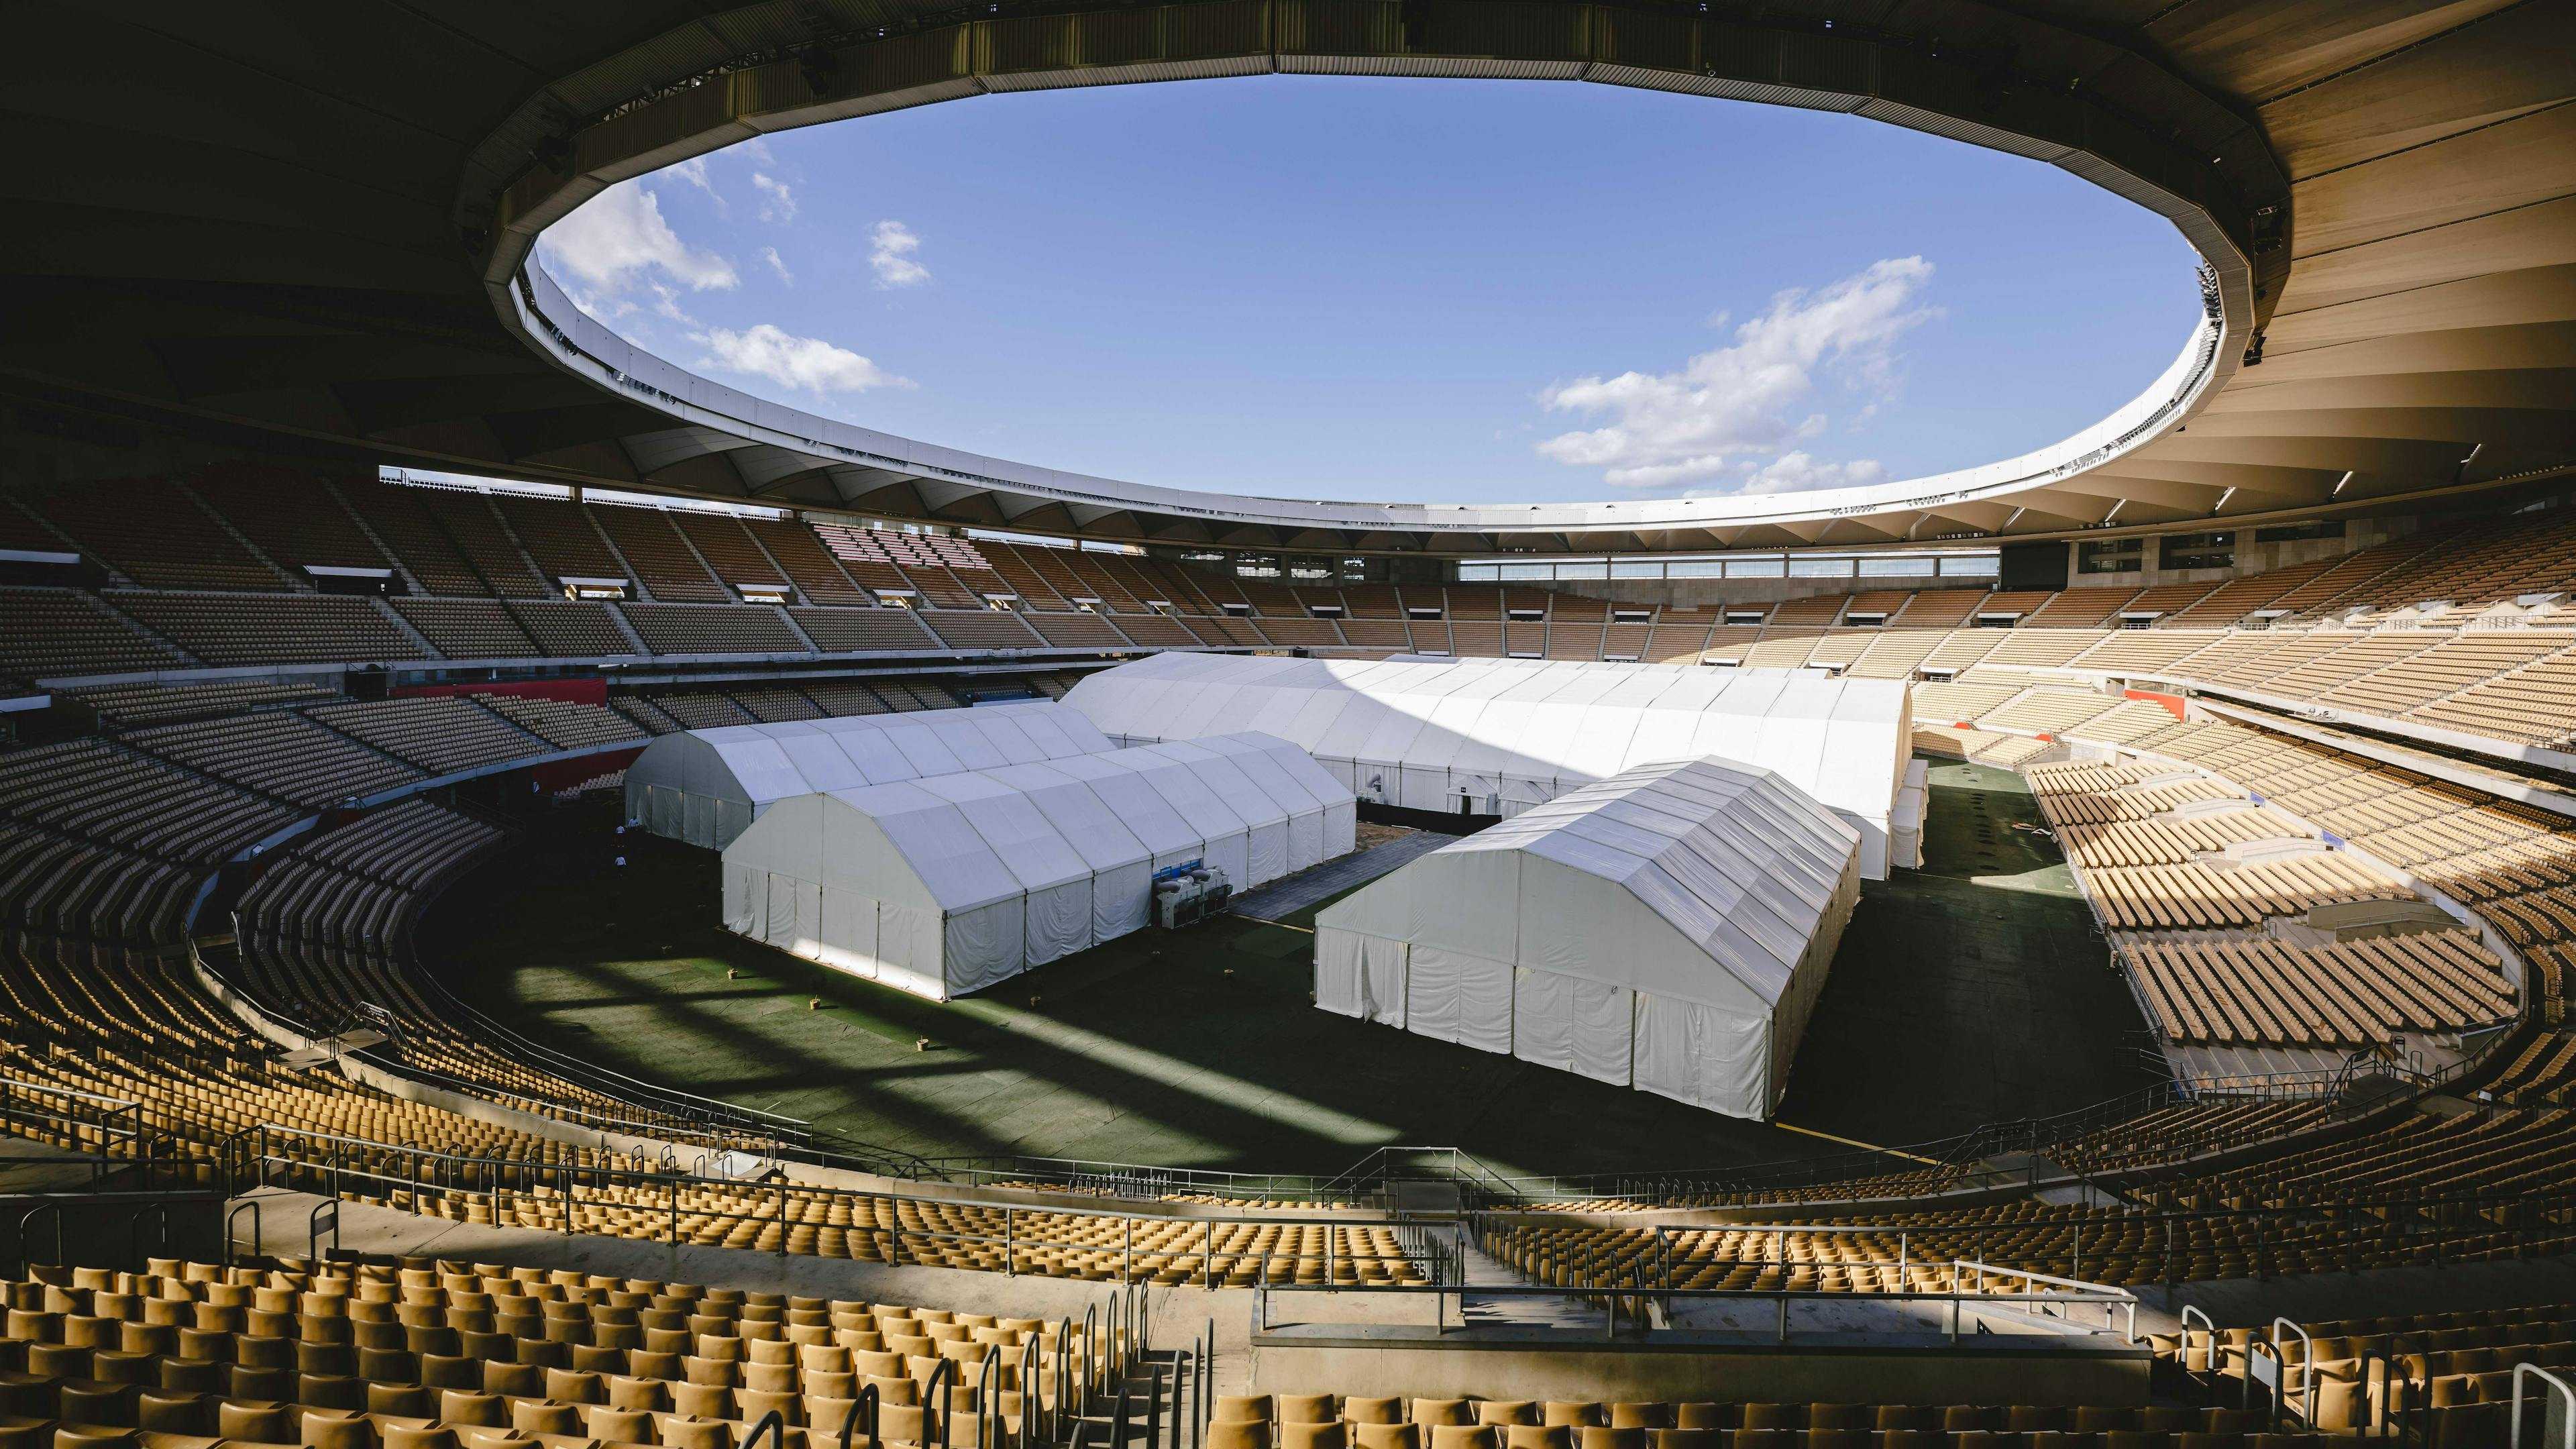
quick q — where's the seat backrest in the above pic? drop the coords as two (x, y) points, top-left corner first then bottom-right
(1281, 1424), (1347, 1449)
(1353, 1424), (1421, 1449)
(1210, 1422), (1275, 1449)
(1345, 1399), (1405, 1426)
(1279, 1396), (1337, 1426)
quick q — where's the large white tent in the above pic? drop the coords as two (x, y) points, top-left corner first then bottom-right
(720, 731), (1357, 1000)
(1062, 653), (1910, 878)
(1312, 757), (1862, 1120)
(625, 701), (1114, 849)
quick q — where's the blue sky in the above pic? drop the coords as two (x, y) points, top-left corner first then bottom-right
(541, 75), (2198, 506)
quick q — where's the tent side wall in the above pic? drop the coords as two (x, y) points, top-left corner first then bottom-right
(1309, 757), (1864, 1122)
(718, 793), (965, 1001)
(629, 732), (760, 849)
(1760, 845), (1863, 1111)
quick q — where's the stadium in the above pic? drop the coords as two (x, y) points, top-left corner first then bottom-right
(1, 0), (2572, 1442)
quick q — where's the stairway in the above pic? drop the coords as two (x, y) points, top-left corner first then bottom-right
(1452, 1236), (1613, 1330)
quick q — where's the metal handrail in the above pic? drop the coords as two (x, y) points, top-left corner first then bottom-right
(234, 1124), (1452, 1284)
(1256, 1263), (2141, 1345)
(2180, 1303), (2216, 1375)
(2514, 1364), (2575, 1449)
(2271, 1316), (2318, 1426)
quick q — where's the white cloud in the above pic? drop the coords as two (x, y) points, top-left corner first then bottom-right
(869, 221), (928, 288)
(665, 156), (716, 200)
(541, 179), (738, 294)
(647, 284), (698, 325)
(752, 172), (797, 224)
(759, 246), (792, 286)
(1536, 257), (1935, 493)
(1701, 452), (1890, 497)
(692, 323), (909, 394)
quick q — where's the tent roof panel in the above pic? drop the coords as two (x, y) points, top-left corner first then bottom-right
(1063, 655), (1903, 831)
(1325, 756), (1859, 1011)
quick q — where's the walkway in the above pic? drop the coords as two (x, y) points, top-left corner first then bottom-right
(1232, 830), (1449, 921)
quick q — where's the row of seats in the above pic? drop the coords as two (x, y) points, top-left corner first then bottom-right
(1540, 1095), (2329, 1209)
(464, 697), (648, 753)
(305, 701), (547, 778)
(60, 683), (335, 730)
(0, 830), (203, 952)
(1489, 1095), (2576, 1291)
(2115, 933), (2510, 1049)
(127, 714), (421, 810)
(17, 584), (2576, 771)
(113, 595), (428, 669)
(2150, 1299), (2576, 1435)
(1206, 1394), (2324, 1449)
(2049, 808), (2315, 870)
(0, 741), (294, 865)
(606, 679), (978, 736)
(0, 590), (185, 680)
(227, 800), (651, 1126)
(0, 1249), (1128, 1449)
(2072, 855), (2410, 932)
(0, 915), (1431, 1285)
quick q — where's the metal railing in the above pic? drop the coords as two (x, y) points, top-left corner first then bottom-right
(4, 1189), (223, 1278)
(0, 1078), (207, 1193)
(1481, 1189), (2576, 1296)
(230, 1124), (1459, 1287)
(0, 1078), (145, 1161)
(1253, 1260), (2142, 1346)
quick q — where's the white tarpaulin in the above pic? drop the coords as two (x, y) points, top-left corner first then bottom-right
(721, 731), (1357, 1000)
(626, 700), (1115, 849)
(1311, 757), (1862, 1120)
(1063, 653), (1909, 879)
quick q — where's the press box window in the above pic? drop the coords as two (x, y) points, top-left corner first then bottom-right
(2161, 531), (2235, 570)
(2254, 521), (2347, 543)
(2077, 540), (2142, 575)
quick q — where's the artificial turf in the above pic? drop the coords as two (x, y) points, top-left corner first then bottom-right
(423, 759), (2158, 1184)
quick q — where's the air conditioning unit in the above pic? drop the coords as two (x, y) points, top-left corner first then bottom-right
(1152, 865), (1232, 930)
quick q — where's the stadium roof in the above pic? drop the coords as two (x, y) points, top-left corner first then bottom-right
(4, 2), (2569, 555)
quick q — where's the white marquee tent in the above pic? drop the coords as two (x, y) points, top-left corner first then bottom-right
(1312, 757), (1861, 1120)
(1062, 653), (1909, 878)
(625, 701), (1114, 849)
(720, 732), (1357, 1000)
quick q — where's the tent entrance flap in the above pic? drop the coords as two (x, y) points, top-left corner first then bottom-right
(1514, 967), (1633, 1086)
(1406, 944), (1513, 1055)
(1316, 928), (1406, 1027)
